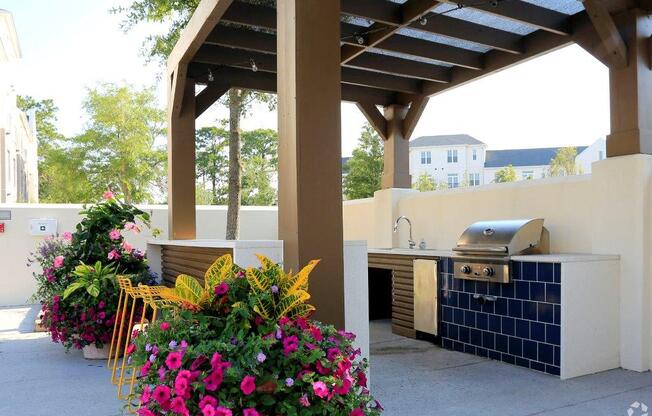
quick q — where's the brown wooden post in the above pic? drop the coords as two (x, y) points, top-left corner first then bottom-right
(167, 75), (197, 239)
(277, 0), (345, 328)
(607, 9), (652, 157)
(382, 104), (411, 188)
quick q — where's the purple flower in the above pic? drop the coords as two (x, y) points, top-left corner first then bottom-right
(230, 337), (238, 345)
(158, 366), (167, 381)
(271, 285), (279, 294)
(145, 343), (152, 352)
(169, 340), (178, 350)
(275, 328), (283, 340)
(285, 377), (294, 387)
(256, 352), (266, 363)
(215, 282), (229, 296)
(149, 354), (156, 363)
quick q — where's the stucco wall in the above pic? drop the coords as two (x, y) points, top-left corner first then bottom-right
(0, 204), (278, 306)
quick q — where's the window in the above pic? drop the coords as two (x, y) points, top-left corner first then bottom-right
(448, 174), (459, 188)
(472, 149), (477, 161)
(598, 150), (604, 160)
(469, 173), (480, 186)
(522, 171), (534, 180)
(447, 149), (458, 163)
(420, 151), (431, 164)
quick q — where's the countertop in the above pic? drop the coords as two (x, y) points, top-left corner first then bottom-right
(367, 248), (619, 263)
(147, 239), (283, 249)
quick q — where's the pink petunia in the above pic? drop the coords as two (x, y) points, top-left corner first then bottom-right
(160, 321), (171, 331)
(334, 375), (353, 395)
(122, 241), (134, 254)
(170, 396), (188, 414)
(126, 343), (136, 355)
(166, 351), (183, 370)
(53, 255), (65, 269)
(214, 407), (232, 416)
(109, 229), (122, 240)
(350, 409), (365, 416)
(174, 374), (189, 396)
(214, 282), (229, 296)
(312, 381), (329, 398)
(137, 409), (155, 416)
(140, 361), (151, 377)
(243, 409), (259, 416)
(203, 370), (224, 391)
(152, 385), (171, 405)
(199, 395), (218, 411)
(140, 385), (152, 404)
(202, 405), (216, 416)
(108, 250), (121, 261)
(299, 394), (310, 407)
(124, 222), (141, 233)
(103, 190), (115, 200)
(240, 375), (256, 395)
(282, 335), (299, 356)
(62, 231), (73, 241)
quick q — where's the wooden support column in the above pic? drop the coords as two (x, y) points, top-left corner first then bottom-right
(277, 0), (345, 327)
(167, 75), (197, 239)
(382, 104), (411, 189)
(607, 9), (652, 157)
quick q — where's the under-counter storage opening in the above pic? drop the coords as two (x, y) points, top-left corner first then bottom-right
(369, 267), (392, 320)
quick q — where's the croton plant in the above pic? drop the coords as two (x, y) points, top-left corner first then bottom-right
(129, 255), (383, 416)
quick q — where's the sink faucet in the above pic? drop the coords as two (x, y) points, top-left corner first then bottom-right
(393, 216), (416, 249)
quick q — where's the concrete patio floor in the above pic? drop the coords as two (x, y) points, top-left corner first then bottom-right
(1, 307), (651, 416)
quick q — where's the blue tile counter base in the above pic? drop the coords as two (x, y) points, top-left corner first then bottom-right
(439, 258), (561, 376)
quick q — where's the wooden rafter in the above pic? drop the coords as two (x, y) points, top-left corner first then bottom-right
(193, 44), (424, 94)
(340, 0), (440, 64)
(346, 53), (450, 83)
(582, 0), (628, 69)
(439, 0), (571, 36)
(356, 102), (388, 140)
(195, 83), (230, 117)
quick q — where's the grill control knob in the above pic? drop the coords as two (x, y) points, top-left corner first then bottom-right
(459, 265), (472, 274)
(482, 267), (495, 277)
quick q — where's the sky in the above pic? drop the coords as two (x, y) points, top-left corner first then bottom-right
(5, 1), (610, 156)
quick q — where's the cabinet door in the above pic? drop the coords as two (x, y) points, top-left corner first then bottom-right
(413, 259), (438, 335)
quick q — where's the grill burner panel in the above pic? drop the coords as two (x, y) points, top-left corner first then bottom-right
(452, 219), (549, 284)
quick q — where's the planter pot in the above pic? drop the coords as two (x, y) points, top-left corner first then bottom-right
(83, 344), (110, 360)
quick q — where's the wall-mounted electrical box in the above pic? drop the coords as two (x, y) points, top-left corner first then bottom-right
(29, 218), (58, 236)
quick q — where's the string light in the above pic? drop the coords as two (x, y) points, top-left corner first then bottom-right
(250, 59), (258, 72)
(419, 17), (428, 26)
(355, 34), (365, 45)
(208, 69), (214, 82)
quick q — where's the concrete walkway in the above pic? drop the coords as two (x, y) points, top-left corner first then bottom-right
(2, 307), (651, 416)
(370, 320), (652, 416)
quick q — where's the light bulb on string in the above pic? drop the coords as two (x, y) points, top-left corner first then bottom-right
(250, 59), (258, 72)
(208, 69), (215, 82)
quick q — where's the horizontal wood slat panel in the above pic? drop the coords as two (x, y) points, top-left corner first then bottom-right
(394, 300), (414, 310)
(392, 316), (414, 328)
(162, 249), (231, 263)
(162, 256), (216, 272)
(391, 325), (416, 338)
(161, 246), (232, 287)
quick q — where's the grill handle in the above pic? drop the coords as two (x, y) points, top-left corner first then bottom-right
(452, 246), (508, 254)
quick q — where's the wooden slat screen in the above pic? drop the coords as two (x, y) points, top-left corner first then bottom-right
(161, 245), (233, 286)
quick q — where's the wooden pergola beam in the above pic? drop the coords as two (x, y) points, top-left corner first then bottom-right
(378, 35), (483, 70)
(403, 95), (429, 140)
(346, 53), (450, 83)
(193, 44), (424, 94)
(356, 102), (388, 140)
(440, 0), (571, 36)
(582, 0), (628, 69)
(422, 12), (594, 97)
(340, 0), (440, 64)
(195, 83), (230, 117)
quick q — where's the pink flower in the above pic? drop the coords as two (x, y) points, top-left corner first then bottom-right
(202, 405), (216, 416)
(152, 385), (171, 405)
(350, 409), (364, 416)
(240, 375), (256, 395)
(312, 381), (329, 398)
(203, 370), (224, 391)
(137, 409), (155, 416)
(299, 394), (310, 407)
(125, 222), (141, 233)
(214, 407), (232, 416)
(126, 343), (136, 355)
(357, 371), (368, 387)
(108, 250), (121, 261)
(170, 396), (188, 414)
(174, 374), (189, 396)
(282, 335), (299, 356)
(109, 229), (121, 241)
(103, 190), (115, 200)
(160, 321), (171, 331)
(334, 375), (353, 395)
(141, 385), (152, 404)
(62, 232), (73, 241)
(243, 409), (259, 416)
(327, 347), (340, 361)
(140, 361), (151, 377)
(214, 282), (229, 296)
(53, 255), (64, 269)
(122, 241), (134, 254)
(166, 351), (183, 370)
(199, 395), (218, 411)
(309, 326), (323, 341)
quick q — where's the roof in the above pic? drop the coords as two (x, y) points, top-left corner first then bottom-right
(409, 134), (485, 148)
(485, 146), (588, 168)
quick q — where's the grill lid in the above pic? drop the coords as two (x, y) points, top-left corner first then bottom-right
(453, 218), (549, 256)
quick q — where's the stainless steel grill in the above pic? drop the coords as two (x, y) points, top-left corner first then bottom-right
(452, 219), (549, 283)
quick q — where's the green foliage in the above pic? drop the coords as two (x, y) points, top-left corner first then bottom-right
(343, 124), (384, 200)
(549, 147), (581, 176)
(64, 262), (117, 299)
(494, 164), (518, 183)
(413, 172), (436, 192)
(196, 127), (229, 204)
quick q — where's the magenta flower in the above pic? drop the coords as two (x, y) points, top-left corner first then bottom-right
(350, 409), (364, 416)
(107, 250), (121, 261)
(199, 395), (218, 411)
(165, 351), (182, 370)
(103, 190), (115, 200)
(282, 335), (299, 356)
(170, 396), (188, 414)
(152, 385), (171, 405)
(214, 407), (232, 416)
(174, 374), (189, 396)
(312, 381), (329, 398)
(243, 408), (260, 416)
(334, 374), (353, 395)
(62, 231), (73, 241)
(160, 321), (171, 331)
(109, 229), (121, 240)
(202, 405), (217, 416)
(299, 394), (310, 407)
(53, 255), (64, 269)
(137, 409), (155, 416)
(240, 375), (256, 395)
(214, 282), (229, 296)
(203, 370), (224, 391)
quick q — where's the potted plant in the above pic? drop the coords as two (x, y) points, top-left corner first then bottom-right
(129, 255), (382, 415)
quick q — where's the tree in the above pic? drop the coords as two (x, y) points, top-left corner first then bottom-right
(196, 127), (228, 204)
(549, 147), (581, 176)
(414, 172), (436, 192)
(343, 124), (384, 200)
(494, 164), (517, 183)
(114, 0), (276, 239)
(76, 83), (166, 203)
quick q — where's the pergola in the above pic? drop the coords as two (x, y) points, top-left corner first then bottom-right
(166, 0), (652, 326)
